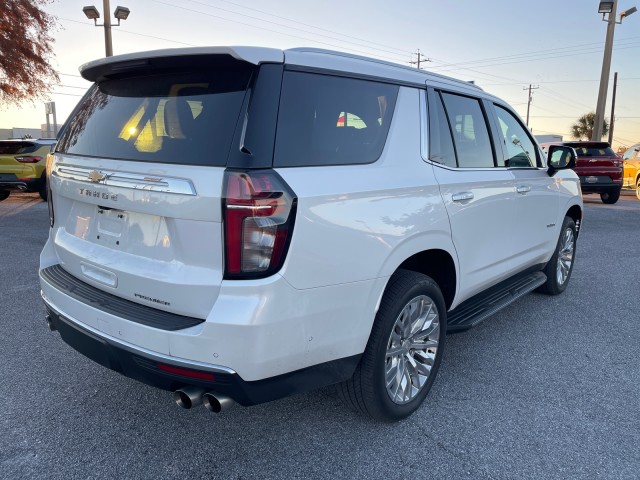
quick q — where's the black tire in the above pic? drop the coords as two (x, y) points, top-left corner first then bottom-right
(38, 174), (47, 201)
(600, 189), (620, 204)
(0, 189), (10, 202)
(537, 216), (576, 295)
(337, 269), (446, 422)
(636, 178), (640, 201)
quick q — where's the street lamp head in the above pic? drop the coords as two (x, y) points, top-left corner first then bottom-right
(114, 6), (130, 21)
(598, 1), (614, 13)
(620, 6), (638, 18)
(82, 5), (100, 20)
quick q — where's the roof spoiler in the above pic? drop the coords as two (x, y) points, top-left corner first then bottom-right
(80, 46), (284, 82)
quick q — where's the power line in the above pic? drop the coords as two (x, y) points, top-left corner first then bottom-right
(151, 1), (409, 63)
(429, 36), (640, 70)
(182, 0), (413, 57)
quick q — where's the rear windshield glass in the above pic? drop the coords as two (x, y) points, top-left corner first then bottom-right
(57, 68), (253, 166)
(569, 144), (616, 157)
(274, 71), (399, 167)
(0, 142), (38, 154)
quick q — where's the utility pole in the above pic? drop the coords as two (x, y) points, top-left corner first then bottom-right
(410, 49), (430, 70)
(102, 0), (113, 57)
(608, 72), (618, 145)
(523, 84), (539, 126)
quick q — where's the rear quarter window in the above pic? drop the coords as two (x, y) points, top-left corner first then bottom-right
(274, 71), (399, 167)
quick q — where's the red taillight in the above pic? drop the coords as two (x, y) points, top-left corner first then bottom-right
(15, 155), (42, 163)
(223, 170), (297, 279)
(156, 363), (216, 381)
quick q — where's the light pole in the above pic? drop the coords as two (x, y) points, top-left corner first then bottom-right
(83, 1), (130, 57)
(592, 1), (637, 141)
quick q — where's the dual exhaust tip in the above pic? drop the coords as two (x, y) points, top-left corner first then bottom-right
(173, 386), (234, 413)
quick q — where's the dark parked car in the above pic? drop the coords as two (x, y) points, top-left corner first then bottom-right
(541, 141), (623, 204)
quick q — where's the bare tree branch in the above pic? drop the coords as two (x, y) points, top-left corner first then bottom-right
(0, 0), (60, 107)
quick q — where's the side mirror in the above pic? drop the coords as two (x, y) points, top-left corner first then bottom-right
(547, 145), (576, 176)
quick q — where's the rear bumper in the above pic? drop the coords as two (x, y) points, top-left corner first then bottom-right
(43, 300), (360, 406)
(579, 179), (622, 194)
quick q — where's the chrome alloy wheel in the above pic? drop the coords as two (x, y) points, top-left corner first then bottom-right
(385, 295), (440, 404)
(556, 226), (575, 286)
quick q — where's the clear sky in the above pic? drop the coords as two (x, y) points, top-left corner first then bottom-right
(2, 0), (639, 149)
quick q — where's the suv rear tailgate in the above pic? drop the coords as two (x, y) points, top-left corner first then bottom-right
(48, 155), (225, 319)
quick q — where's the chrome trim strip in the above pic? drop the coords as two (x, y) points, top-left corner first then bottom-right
(226, 204), (272, 210)
(41, 292), (236, 375)
(54, 164), (197, 196)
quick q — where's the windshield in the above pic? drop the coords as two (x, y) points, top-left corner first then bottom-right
(57, 67), (254, 166)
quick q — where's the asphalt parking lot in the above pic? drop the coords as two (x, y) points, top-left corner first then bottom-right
(1, 192), (639, 479)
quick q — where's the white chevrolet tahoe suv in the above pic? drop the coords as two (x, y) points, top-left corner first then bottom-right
(40, 47), (582, 422)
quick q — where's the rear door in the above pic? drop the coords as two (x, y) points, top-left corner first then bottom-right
(427, 88), (517, 300)
(50, 60), (255, 319)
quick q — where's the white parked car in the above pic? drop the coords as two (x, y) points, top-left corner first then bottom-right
(40, 47), (582, 421)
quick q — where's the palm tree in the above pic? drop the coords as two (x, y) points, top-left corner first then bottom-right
(570, 112), (609, 140)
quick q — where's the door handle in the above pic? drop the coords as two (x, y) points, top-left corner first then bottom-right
(452, 192), (474, 202)
(516, 185), (531, 194)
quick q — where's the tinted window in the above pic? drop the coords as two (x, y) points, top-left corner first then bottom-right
(57, 68), (253, 165)
(274, 72), (399, 167)
(567, 144), (617, 157)
(428, 93), (457, 168)
(440, 92), (494, 168)
(493, 105), (538, 168)
(0, 141), (39, 154)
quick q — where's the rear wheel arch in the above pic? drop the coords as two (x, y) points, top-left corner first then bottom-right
(395, 249), (457, 311)
(566, 205), (582, 236)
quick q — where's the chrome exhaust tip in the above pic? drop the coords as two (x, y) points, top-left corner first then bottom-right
(173, 386), (205, 409)
(203, 392), (235, 413)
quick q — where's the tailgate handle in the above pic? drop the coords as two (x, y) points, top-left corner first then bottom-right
(516, 185), (531, 194)
(452, 192), (474, 202)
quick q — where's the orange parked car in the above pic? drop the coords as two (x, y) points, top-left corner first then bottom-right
(621, 143), (640, 199)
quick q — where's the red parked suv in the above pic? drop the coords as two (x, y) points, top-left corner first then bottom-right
(541, 141), (623, 204)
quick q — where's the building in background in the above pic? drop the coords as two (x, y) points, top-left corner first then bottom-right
(534, 134), (563, 144)
(0, 124), (63, 140)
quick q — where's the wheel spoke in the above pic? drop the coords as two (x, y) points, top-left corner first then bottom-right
(386, 345), (404, 357)
(556, 227), (575, 285)
(410, 339), (438, 350)
(385, 294), (440, 405)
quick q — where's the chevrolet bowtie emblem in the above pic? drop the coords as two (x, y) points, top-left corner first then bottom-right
(88, 170), (107, 183)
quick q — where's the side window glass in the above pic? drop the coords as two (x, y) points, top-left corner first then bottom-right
(274, 72), (399, 167)
(428, 92), (457, 167)
(440, 92), (494, 168)
(622, 146), (637, 159)
(493, 105), (538, 168)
